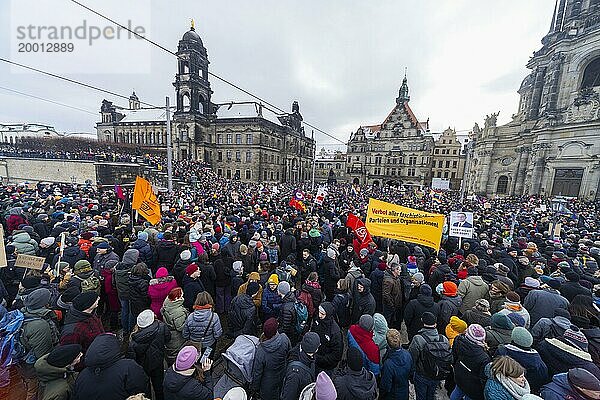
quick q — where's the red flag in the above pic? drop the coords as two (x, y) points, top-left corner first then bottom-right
(346, 213), (373, 253)
(114, 184), (125, 201)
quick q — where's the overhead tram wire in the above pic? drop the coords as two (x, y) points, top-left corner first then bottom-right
(0, 85), (98, 115)
(0, 58), (160, 109)
(67, 0), (346, 145)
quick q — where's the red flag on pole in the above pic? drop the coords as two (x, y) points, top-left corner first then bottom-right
(346, 213), (373, 253)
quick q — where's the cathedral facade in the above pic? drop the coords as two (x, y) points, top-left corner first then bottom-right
(467, 0), (600, 200)
(95, 23), (315, 183)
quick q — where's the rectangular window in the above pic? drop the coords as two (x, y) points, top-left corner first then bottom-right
(235, 169), (240, 179)
(409, 156), (417, 166)
(453, 149), (457, 155)
(446, 160), (451, 168)
(226, 150), (232, 161)
(271, 171), (274, 180)
(226, 169), (231, 179)
(438, 160), (443, 168)
(246, 134), (253, 144)
(246, 151), (252, 162)
(235, 134), (242, 144)
(226, 134), (232, 144)
(264, 171), (268, 180)
(217, 168), (222, 176)
(408, 168), (416, 177)
(451, 172), (456, 178)
(453, 160), (458, 168)
(245, 169), (252, 180)
(444, 171), (449, 178)
(217, 151), (223, 162)
(236, 151), (241, 161)
(217, 134), (223, 144)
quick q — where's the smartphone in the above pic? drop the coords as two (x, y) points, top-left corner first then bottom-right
(199, 347), (212, 364)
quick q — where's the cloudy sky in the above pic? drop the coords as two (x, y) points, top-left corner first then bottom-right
(0, 0), (553, 148)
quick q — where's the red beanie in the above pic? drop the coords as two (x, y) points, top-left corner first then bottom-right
(263, 317), (278, 339)
(186, 263), (198, 276)
(443, 281), (458, 296)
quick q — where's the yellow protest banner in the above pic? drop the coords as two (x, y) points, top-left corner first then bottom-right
(132, 176), (162, 225)
(365, 198), (445, 250)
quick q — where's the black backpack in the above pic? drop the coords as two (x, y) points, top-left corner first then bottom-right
(420, 334), (452, 380)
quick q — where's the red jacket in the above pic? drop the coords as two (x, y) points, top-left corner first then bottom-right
(60, 308), (105, 358)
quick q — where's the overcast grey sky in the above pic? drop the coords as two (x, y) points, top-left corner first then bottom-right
(0, 0), (553, 147)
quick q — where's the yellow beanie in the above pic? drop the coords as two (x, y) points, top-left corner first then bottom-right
(268, 274), (279, 285)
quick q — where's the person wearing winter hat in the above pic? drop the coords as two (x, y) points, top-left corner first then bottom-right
(348, 314), (380, 377)
(462, 298), (492, 328)
(452, 323), (491, 400)
(485, 312), (515, 354)
(498, 291), (531, 328)
(489, 280), (511, 314)
(261, 273), (282, 321)
(229, 281), (260, 337)
(223, 387), (248, 400)
(56, 285), (80, 311)
(34, 344), (82, 400)
(277, 280), (298, 342)
(128, 309), (171, 400)
(163, 345), (213, 400)
(333, 346), (377, 400)
(408, 311), (451, 400)
(298, 370), (337, 400)
(252, 317), (292, 400)
(496, 327), (548, 393)
(404, 283), (439, 341)
(445, 315), (467, 347)
(523, 276), (569, 327)
(541, 368), (600, 400)
(538, 327), (600, 380)
(531, 308), (572, 345)
(182, 263), (205, 311)
(60, 291), (104, 359)
(280, 332), (321, 400)
(238, 271), (263, 307)
(379, 328), (412, 399)
(560, 271), (592, 302)
(438, 281), (461, 332)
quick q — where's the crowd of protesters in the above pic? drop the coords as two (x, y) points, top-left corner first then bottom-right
(0, 143), (599, 400)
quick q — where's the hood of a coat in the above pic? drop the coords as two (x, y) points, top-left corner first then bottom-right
(122, 249), (140, 265)
(262, 332), (289, 353)
(468, 276), (486, 286)
(84, 334), (122, 371)
(417, 294), (434, 307)
(344, 368), (377, 397)
(356, 277), (371, 294)
(64, 307), (93, 324)
(12, 232), (32, 243)
(35, 354), (68, 382)
(131, 321), (160, 344)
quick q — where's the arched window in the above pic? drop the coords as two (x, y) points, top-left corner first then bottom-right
(182, 93), (191, 112)
(497, 175), (509, 194)
(581, 57), (600, 89)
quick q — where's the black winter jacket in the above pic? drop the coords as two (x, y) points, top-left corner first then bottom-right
(251, 333), (291, 400)
(403, 294), (439, 340)
(182, 275), (205, 311)
(334, 367), (377, 400)
(228, 293), (258, 337)
(351, 278), (376, 323)
(127, 320), (171, 372)
(452, 334), (490, 400)
(311, 302), (343, 371)
(128, 274), (151, 318)
(73, 334), (148, 400)
(278, 291), (297, 342)
(163, 366), (212, 400)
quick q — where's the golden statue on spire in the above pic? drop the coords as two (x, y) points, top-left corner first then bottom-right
(191, 19), (195, 30)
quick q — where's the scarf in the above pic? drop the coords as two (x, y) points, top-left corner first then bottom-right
(497, 374), (530, 399)
(193, 304), (213, 311)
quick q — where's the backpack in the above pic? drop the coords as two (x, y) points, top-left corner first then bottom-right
(420, 334), (452, 380)
(294, 301), (309, 334)
(0, 310), (47, 366)
(296, 289), (315, 318)
(266, 247), (278, 265)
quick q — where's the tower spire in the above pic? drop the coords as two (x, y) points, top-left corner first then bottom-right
(190, 18), (195, 31)
(396, 68), (410, 104)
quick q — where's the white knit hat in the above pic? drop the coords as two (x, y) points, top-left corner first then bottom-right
(137, 309), (154, 329)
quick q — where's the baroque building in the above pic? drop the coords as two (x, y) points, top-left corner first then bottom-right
(314, 147), (346, 183)
(431, 128), (466, 190)
(96, 22), (315, 183)
(467, 0), (600, 199)
(346, 75), (434, 188)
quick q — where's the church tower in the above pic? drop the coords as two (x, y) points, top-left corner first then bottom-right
(172, 20), (214, 161)
(396, 72), (410, 104)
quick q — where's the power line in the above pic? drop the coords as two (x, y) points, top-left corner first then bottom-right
(0, 58), (159, 108)
(67, 0), (346, 145)
(0, 85), (97, 115)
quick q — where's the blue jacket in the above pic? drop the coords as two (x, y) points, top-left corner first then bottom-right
(496, 344), (548, 392)
(541, 372), (588, 400)
(484, 377), (515, 400)
(379, 348), (413, 400)
(347, 329), (380, 377)
(261, 286), (281, 320)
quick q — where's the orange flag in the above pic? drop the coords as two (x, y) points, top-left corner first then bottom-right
(132, 176), (161, 225)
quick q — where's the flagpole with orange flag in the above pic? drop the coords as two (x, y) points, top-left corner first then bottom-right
(132, 176), (162, 226)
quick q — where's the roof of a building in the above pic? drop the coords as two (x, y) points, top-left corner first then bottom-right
(119, 108), (167, 123)
(216, 102), (282, 126)
(0, 123), (57, 133)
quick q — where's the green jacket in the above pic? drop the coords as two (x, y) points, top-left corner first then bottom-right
(21, 308), (59, 363)
(161, 297), (189, 363)
(34, 354), (77, 400)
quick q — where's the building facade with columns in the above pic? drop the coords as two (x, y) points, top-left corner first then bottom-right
(346, 76), (434, 188)
(96, 24), (315, 183)
(467, 0), (600, 200)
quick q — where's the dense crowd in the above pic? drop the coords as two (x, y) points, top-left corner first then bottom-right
(0, 147), (600, 400)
